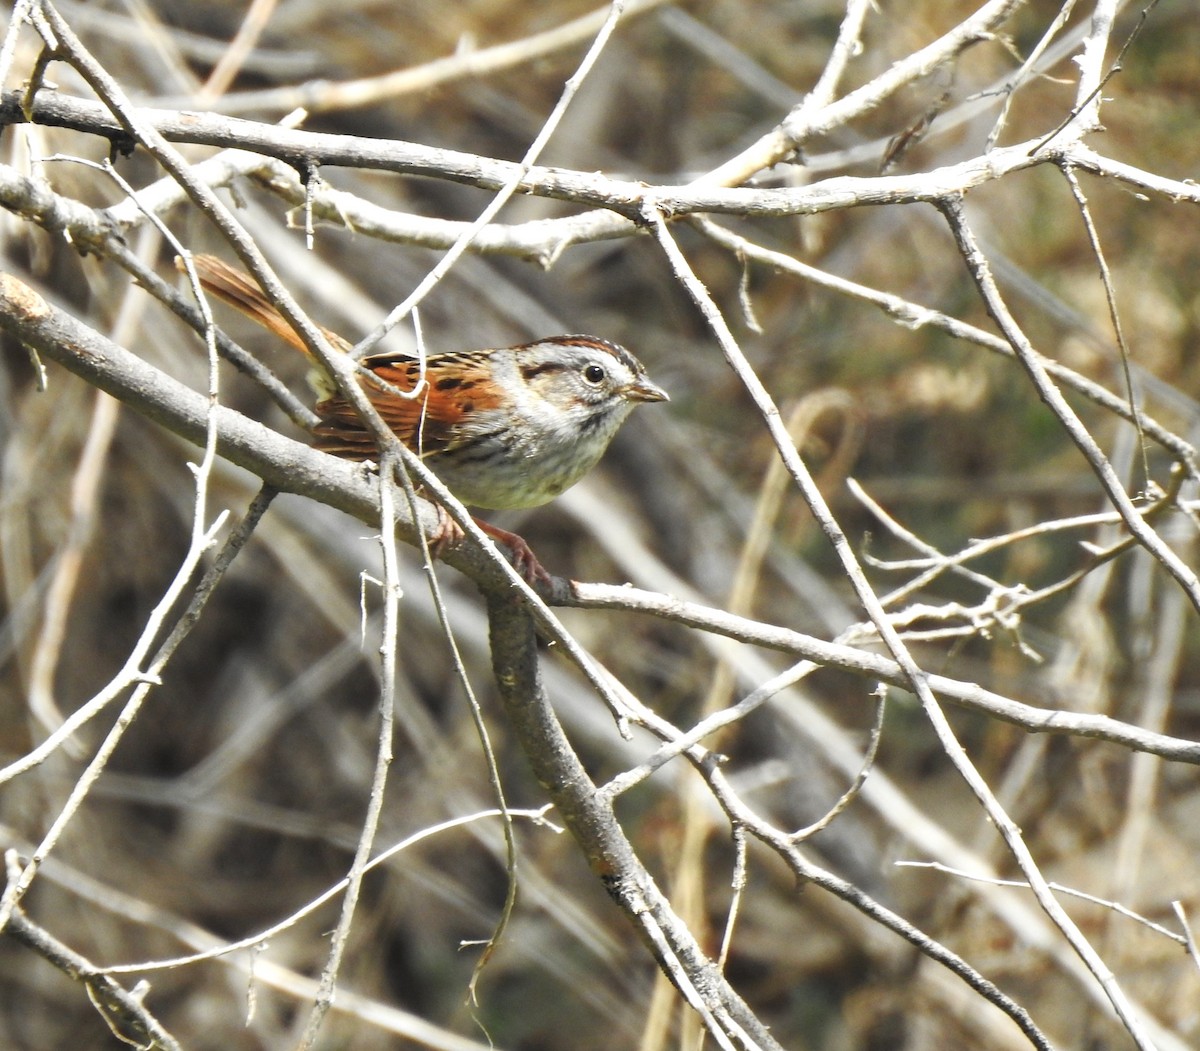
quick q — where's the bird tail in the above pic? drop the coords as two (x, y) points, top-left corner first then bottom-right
(185, 254), (352, 356)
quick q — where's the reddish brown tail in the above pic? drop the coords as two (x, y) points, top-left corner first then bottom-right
(189, 255), (352, 356)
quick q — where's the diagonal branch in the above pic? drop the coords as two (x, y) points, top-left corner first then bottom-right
(484, 592), (783, 1051)
(3, 896), (182, 1051)
(939, 196), (1200, 618)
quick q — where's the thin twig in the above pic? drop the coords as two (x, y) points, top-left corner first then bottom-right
(0, 1), (37, 89)
(898, 860), (1187, 945)
(939, 197), (1200, 620)
(705, 0), (1025, 184)
(96, 809), (555, 974)
(645, 199), (1159, 1050)
(167, 0), (671, 116)
(1171, 902), (1200, 976)
(296, 452), (399, 1049)
(3, 889), (183, 1051)
(691, 764), (1056, 1050)
(484, 594), (784, 1051)
(1030, 0), (1162, 154)
(1061, 162), (1149, 479)
(692, 216), (1198, 475)
(0, 489), (257, 928)
(789, 685), (886, 842)
(350, 0), (634, 358)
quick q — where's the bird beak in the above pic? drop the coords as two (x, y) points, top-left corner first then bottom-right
(626, 378), (670, 403)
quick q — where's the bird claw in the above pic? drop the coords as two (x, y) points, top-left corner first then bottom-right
(476, 519), (553, 586)
(428, 508), (552, 586)
(426, 507), (464, 561)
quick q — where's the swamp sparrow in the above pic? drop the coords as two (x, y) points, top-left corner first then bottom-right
(192, 255), (668, 581)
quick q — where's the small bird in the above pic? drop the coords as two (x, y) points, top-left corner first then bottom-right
(191, 255), (668, 581)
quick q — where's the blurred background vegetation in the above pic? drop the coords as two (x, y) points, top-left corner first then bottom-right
(2, 0), (1199, 1048)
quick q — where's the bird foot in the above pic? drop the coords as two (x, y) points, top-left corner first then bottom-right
(428, 509), (552, 586)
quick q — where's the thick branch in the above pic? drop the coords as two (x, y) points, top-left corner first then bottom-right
(0, 269), (521, 586)
(5, 267), (1193, 768)
(0, 89), (1118, 219)
(485, 593), (783, 1051)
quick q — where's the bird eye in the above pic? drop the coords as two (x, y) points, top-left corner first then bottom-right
(583, 364), (607, 385)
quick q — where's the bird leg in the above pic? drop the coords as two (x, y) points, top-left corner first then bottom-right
(426, 507), (551, 585)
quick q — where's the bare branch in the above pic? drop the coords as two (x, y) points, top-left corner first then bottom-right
(484, 594), (784, 1051)
(3, 896), (182, 1051)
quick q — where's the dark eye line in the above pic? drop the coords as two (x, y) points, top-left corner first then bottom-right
(520, 363), (563, 382)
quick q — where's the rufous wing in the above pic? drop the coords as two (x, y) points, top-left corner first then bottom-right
(190, 255), (508, 462)
(313, 351), (505, 460)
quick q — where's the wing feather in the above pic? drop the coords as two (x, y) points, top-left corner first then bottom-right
(314, 353), (504, 459)
(193, 255), (508, 462)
